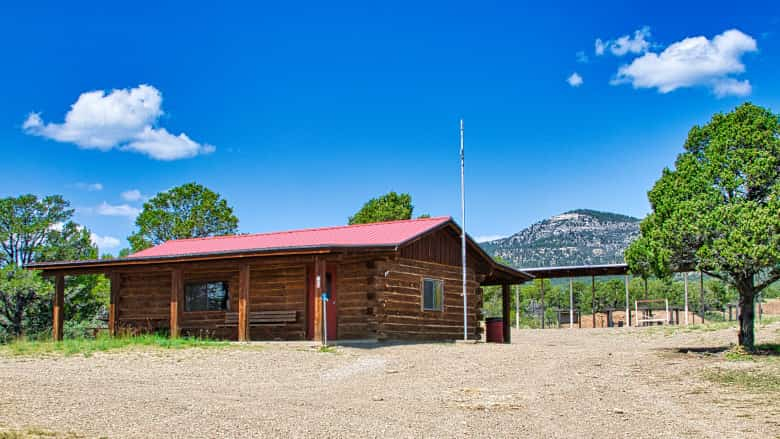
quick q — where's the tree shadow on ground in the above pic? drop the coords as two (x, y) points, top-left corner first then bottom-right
(663, 344), (780, 357)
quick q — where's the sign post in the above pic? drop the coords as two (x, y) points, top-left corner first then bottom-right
(321, 292), (329, 346)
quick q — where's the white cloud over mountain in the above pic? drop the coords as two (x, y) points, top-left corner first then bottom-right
(23, 84), (214, 160)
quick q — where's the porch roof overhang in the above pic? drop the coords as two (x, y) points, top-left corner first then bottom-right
(26, 242), (534, 284)
(521, 263), (629, 279)
(25, 245), (388, 276)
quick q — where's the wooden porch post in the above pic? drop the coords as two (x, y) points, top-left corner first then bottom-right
(170, 268), (183, 338)
(108, 272), (120, 336)
(238, 263), (250, 342)
(501, 283), (511, 343)
(53, 274), (64, 341)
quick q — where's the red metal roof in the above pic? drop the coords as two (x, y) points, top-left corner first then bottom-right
(131, 216), (452, 258)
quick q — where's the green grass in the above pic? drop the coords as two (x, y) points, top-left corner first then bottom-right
(724, 345), (757, 361)
(318, 345), (338, 353)
(704, 368), (780, 392)
(724, 343), (780, 361)
(643, 316), (780, 337)
(0, 333), (229, 357)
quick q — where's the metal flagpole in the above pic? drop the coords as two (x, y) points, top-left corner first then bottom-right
(460, 119), (468, 341)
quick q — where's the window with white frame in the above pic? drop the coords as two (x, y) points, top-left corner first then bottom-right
(422, 278), (444, 311)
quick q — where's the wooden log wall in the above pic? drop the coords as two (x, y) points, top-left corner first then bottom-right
(335, 258), (382, 339)
(376, 257), (483, 341)
(248, 262), (307, 340)
(117, 271), (171, 333)
(400, 226), (491, 274)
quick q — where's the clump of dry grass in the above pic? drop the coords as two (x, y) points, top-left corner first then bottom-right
(0, 428), (85, 438)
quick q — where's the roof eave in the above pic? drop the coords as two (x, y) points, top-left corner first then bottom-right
(25, 244), (398, 273)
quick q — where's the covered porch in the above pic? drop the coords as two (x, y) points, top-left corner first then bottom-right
(34, 253), (349, 343)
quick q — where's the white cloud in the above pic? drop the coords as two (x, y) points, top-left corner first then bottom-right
(73, 182), (103, 191)
(612, 29), (757, 97)
(124, 126), (215, 160)
(96, 202), (140, 218)
(611, 27), (651, 56)
(576, 51), (589, 63)
(90, 233), (121, 250)
(120, 189), (144, 202)
(567, 72), (584, 87)
(712, 78), (752, 97)
(23, 84), (215, 160)
(595, 38), (606, 56)
(596, 27), (651, 57)
(50, 222), (120, 250)
(475, 235), (506, 243)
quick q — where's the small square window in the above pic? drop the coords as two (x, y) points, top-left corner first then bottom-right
(422, 278), (444, 311)
(185, 281), (229, 312)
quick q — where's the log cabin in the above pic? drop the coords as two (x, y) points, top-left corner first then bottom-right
(28, 216), (531, 342)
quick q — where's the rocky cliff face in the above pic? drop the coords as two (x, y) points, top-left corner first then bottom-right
(480, 209), (640, 268)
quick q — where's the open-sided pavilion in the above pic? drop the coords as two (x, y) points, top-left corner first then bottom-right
(522, 263), (630, 328)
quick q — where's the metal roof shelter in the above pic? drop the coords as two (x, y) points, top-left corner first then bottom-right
(520, 263), (631, 329)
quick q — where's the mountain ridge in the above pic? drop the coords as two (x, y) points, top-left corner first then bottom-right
(480, 209), (641, 269)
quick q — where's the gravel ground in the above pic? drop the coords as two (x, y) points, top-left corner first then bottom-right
(1, 323), (779, 439)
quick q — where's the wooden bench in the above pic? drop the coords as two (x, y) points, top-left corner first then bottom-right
(223, 311), (297, 326)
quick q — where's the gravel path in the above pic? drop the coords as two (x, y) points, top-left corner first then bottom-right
(1, 323), (778, 438)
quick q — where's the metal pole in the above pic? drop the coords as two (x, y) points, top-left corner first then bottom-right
(569, 278), (574, 329)
(624, 275), (630, 327)
(699, 271), (705, 324)
(540, 279), (545, 329)
(515, 285), (520, 330)
(684, 272), (689, 326)
(591, 275), (596, 328)
(460, 119), (468, 341)
(665, 298), (670, 324)
(634, 300), (639, 327)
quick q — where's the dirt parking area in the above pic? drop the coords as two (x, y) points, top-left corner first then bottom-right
(1, 323), (779, 439)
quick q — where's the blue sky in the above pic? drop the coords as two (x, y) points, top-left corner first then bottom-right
(2, 1), (779, 252)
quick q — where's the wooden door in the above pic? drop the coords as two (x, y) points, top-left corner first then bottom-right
(307, 264), (337, 340)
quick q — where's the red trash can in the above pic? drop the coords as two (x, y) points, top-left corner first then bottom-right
(485, 317), (504, 343)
